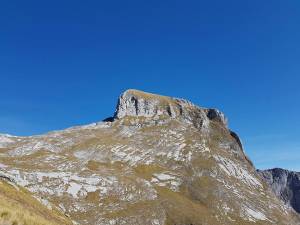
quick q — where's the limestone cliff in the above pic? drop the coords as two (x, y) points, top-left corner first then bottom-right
(259, 168), (300, 214)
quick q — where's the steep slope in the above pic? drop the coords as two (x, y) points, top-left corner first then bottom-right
(0, 176), (72, 225)
(0, 89), (299, 225)
(258, 168), (300, 214)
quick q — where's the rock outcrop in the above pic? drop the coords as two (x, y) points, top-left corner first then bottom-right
(206, 108), (228, 127)
(114, 89), (228, 130)
(258, 168), (300, 213)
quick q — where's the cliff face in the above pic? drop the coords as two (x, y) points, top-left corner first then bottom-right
(0, 89), (299, 225)
(114, 89), (227, 129)
(258, 168), (300, 214)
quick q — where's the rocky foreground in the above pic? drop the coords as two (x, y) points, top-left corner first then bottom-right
(0, 89), (299, 225)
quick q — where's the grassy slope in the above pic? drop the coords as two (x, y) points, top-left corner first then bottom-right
(0, 179), (72, 225)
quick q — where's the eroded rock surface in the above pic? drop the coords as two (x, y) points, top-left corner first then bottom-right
(259, 168), (300, 214)
(0, 89), (299, 225)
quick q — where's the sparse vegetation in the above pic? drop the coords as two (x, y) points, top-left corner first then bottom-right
(0, 90), (299, 225)
(0, 180), (72, 225)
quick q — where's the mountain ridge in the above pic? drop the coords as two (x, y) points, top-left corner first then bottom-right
(0, 89), (299, 225)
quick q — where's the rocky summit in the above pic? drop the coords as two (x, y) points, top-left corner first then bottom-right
(0, 89), (299, 225)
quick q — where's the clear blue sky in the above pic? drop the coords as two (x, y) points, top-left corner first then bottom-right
(1, 0), (300, 171)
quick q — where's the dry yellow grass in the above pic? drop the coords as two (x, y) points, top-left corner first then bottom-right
(0, 180), (72, 225)
(125, 89), (173, 102)
(124, 89), (184, 111)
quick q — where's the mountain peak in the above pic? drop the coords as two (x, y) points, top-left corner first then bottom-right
(114, 89), (228, 128)
(114, 89), (185, 119)
(1, 89), (299, 225)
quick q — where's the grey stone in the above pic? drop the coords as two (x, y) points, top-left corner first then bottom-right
(206, 108), (228, 127)
(258, 168), (300, 213)
(113, 89), (229, 131)
(114, 89), (209, 129)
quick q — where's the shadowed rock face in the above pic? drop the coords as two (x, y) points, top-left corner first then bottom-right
(206, 108), (228, 127)
(258, 168), (300, 213)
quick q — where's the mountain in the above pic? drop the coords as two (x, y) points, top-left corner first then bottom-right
(0, 89), (299, 225)
(258, 168), (300, 214)
(0, 175), (72, 225)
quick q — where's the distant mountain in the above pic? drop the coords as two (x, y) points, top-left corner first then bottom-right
(258, 168), (300, 214)
(0, 89), (299, 225)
